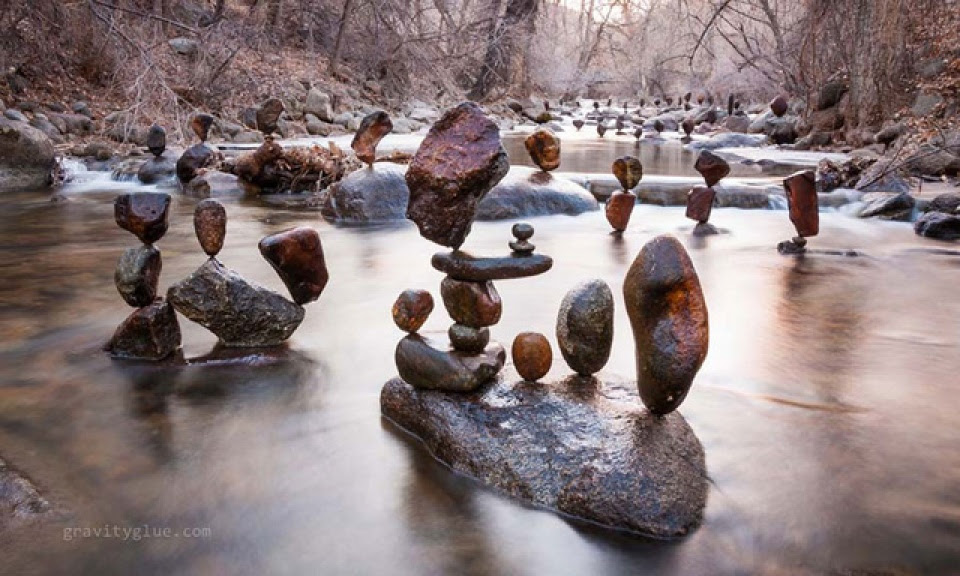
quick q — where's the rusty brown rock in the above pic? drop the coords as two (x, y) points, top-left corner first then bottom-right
(512, 332), (552, 381)
(392, 289), (434, 333)
(440, 277), (502, 328)
(351, 111), (393, 166)
(524, 129), (561, 172)
(191, 113), (215, 142)
(770, 95), (789, 118)
(258, 226), (329, 305)
(623, 235), (708, 415)
(685, 186), (715, 223)
(784, 170), (819, 237)
(612, 156), (643, 190)
(114, 192), (171, 244)
(194, 199), (227, 257)
(605, 191), (636, 232)
(694, 150), (730, 187)
(105, 298), (181, 360)
(405, 102), (509, 248)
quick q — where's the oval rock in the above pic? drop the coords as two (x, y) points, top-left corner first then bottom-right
(555, 279), (614, 376)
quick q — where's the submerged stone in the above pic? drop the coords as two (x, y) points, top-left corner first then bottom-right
(431, 251), (553, 282)
(405, 102), (509, 248)
(556, 279), (614, 376)
(258, 227), (329, 305)
(167, 259), (304, 347)
(394, 334), (505, 392)
(623, 235), (708, 415)
(915, 212), (960, 241)
(115, 245), (162, 307)
(106, 299), (181, 360)
(380, 375), (708, 537)
(114, 192), (171, 244)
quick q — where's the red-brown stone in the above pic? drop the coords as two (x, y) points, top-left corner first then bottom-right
(405, 102), (509, 248)
(114, 192), (171, 244)
(392, 289), (434, 333)
(351, 111), (393, 166)
(258, 226), (329, 305)
(685, 186), (715, 223)
(694, 150), (730, 187)
(524, 129), (561, 172)
(440, 277), (502, 328)
(612, 156), (643, 190)
(770, 95), (789, 118)
(194, 199), (227, 257)
(511, 332), (552, 382)
(605, 191), (636, 232)
(784, 170), (819, 237)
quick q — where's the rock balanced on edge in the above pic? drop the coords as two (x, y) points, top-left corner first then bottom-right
(106, 192), (182, 360)
(606, 156), (642, 232)
(778, 169), (818, 254)
(351, 111), (393, 166)
(686, 150), (731, 236)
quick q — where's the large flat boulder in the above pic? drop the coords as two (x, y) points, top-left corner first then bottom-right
(381, 374), (708, 538)
(476, 169), (598, 220)
(0, 118), (56, 191)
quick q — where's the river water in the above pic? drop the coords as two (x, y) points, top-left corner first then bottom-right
(1, 138), (959, 575)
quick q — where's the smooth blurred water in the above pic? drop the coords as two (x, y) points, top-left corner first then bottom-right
(0, 145), (959, 575)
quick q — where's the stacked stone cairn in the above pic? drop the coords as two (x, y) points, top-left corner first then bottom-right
(778, 170), (818, 254)
(105, 193), (182, 360)
(391, 102), (554, 391)
(176, 112), (222, 185)
(165, 199), (328, 347)
(686, 150), (731, 236)
(605, 156), (642, 232)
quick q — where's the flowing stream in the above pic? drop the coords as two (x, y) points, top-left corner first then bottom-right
(1, 137), (959, 575)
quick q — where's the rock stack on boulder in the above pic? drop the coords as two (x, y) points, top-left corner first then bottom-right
(390, 102), (553, 392)
(605, 156), (642, 232)
(351, 111), (393, 166)
(623, 235), (708, 414)
(167, 201), (326, 346)
(685, 150), (731, 236)
(176, 112), (222, 186)
(146, 124), (166, 157)
(778, 170), (819, 254)
(138, 123), (177, 185)
(105, 192), (182, 360)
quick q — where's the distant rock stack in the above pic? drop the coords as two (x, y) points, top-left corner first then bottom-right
(606, 156), (642, 233)
(778, 170), (819, 254)
(392, 102), (553, 392)
(686, 150), (731, 236)
(596, 120), (607, 138)
(190, 113), (215, 142)
(166, 199), (328, 346)
(105, 192), (181, 360)
(146, 124), (166, 158)
(572, 118), (584, 131)
(176, 111), (223, 186)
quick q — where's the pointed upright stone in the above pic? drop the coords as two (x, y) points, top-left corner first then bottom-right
(146, 124), (166, 157)
(258, 226), (329, 305)
(784, 170), (819, 237)
(685, 186), (715, 224)
(623, 235), (708, 415)
(405, 102), (509, 248)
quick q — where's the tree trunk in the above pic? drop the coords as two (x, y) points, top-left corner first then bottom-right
(328, 0), (354, 74)
(468, 0), (539, 101)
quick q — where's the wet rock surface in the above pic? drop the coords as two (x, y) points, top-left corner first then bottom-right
(351, 111), (393, 165)
(405, 102), (509, 248)
(146, 123), (166, 156)
(258, 227), (329, 305)
(432, 251), (553, 281)
(858, 192), (915, 221)
(556, 279), (614, 376)
(624, 236), (708, 415)
(524, 129), (561, 172)
(0, 118), (56, 190)
(392, 289), (434, 333)
(440, 278), (502, 328)
(380, 375), (708, 537)
(605, 191), (636, 232)
(194, 199), (227, 256)
(511, 331), (552, 381)
(394, 334), (506, 392)
(105, 299), (181, 360)
(137, 152), (177, 185)
(114, 245), (162, 307)
(448, 324), (490, 353)
(0, 457), (52, 527)
(176, 143), (220, 184)
(114, 193), (171, 244)
(167, 259), (305, 347)
(320, 162), (409, 222)
(477, 171), (598, 220)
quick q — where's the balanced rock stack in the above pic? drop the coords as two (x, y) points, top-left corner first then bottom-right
(605, 156), (642, 232)
(176, 112), (222, 185)
(686, 150), (731, 236)
(105, 193), (182, 360)
(778, 170), (818, 254)
(167, 200), (327, 346)
(139, 124), (176, 185)
(391, 102), (553, 392)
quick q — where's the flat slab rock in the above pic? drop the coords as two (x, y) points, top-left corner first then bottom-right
(381, 375), (708, 538)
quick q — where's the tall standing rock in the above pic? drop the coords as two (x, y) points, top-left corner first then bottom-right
(685, 186), (715, 224)
(556, 279), (614, 376)
(115, 245), (162, 307)
(623, 235), (708, 415)
(194, 199), (227, 257)
(784, 170), (819, 237)
(525, 129), (561, 172)
(351, 111), (393, 166)
(405, 102), (509, 248)
(258, 226), (329, 305)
